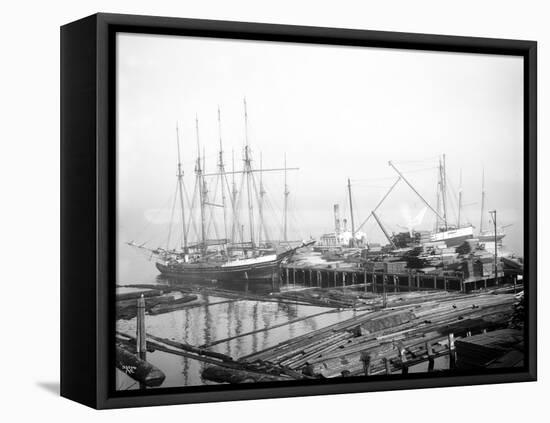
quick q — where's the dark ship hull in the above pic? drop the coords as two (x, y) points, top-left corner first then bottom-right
(155, 249), (298, 283)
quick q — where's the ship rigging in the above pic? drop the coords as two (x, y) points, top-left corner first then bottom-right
(128, 99), (313, 282)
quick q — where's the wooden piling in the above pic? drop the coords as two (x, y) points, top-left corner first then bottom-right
(426, 341), (435, 372)
(398, 342), (408, 374)
(384, 357), (391, 375)
(360, 351), (371, 376)
(136, 295), (146, 359)
(448, 333), (457, 369)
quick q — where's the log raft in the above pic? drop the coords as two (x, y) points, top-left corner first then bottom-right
(234, 290), (519, 379)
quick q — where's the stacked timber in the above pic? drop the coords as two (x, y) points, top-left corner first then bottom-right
(275, 288), (363, 308)
(455, 328), (523, 369)
(238, 291), (518, 378)
(384, 261), (407, 273)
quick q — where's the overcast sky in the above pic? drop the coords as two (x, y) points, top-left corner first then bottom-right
(117, 32), (524, 254)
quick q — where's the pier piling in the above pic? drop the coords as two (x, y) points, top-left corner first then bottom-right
(360, 352), (372, 376)
(448, 333), (457, 369)
(426, 342), (435, 372)
(136, 295), (146, 360)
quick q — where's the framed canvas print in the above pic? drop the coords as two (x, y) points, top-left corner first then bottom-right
(60, 13), (537, 409)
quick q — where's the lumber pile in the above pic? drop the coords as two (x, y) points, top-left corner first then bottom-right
(455, 328), (523, 369)
(239, 290), (518, 378)
(274, 288), (365, 308)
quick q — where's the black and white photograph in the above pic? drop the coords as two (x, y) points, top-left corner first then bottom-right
(114, 31), (527, 391)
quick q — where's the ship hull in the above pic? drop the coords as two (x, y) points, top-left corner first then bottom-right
(156, 261), (280, 282)
(155, 251), (295, 283)
(428, 226), (475, 247)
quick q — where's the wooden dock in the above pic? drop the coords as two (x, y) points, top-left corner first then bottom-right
(280, 263), (518, 293)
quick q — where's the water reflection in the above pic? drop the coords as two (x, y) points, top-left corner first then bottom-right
(116, 248), (357, 389)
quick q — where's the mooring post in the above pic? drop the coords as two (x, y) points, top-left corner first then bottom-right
(360, 351), (371, 376)
(382, 275), (388, 307)
(416, 274), (421, 289)
(271, 271), (276, 292)
(384, 357), (391, 375)
(448, 333), (457, 369)
(426, 341), (435, 372)
(136, 294), (146, 360)
(286, 267), (289, 287)
(398, 342), (408, 374)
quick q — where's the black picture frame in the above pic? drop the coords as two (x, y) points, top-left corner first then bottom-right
(60, 12), (537, 409)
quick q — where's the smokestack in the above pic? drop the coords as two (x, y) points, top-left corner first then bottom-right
(334, 204), (341, 234)
(343, 218), (348, 232)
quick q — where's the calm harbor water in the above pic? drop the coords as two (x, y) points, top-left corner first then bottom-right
(116, 246), (362, 390)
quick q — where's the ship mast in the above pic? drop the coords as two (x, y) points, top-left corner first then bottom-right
(283, 153), (289, 243)
(440, 154), (448, 231)
(389, 161), (447, 226)
(457, 168), (463, 228)
(217, 106), (228, 243)
(176, 123), (189, 253)
(434, 174), (441, 232)
(243, 98), (256, 249)
(480, 168), (486, 234)
(258, 153), (266, 245)
(230, 149), (240, 243)
(195, 116), (207, 252)
(347, 178), (356, 246)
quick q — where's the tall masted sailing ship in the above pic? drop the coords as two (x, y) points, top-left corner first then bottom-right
(129, 100), (313, 283)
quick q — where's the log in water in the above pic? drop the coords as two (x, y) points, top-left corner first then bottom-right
(115, 346), (165, 387)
